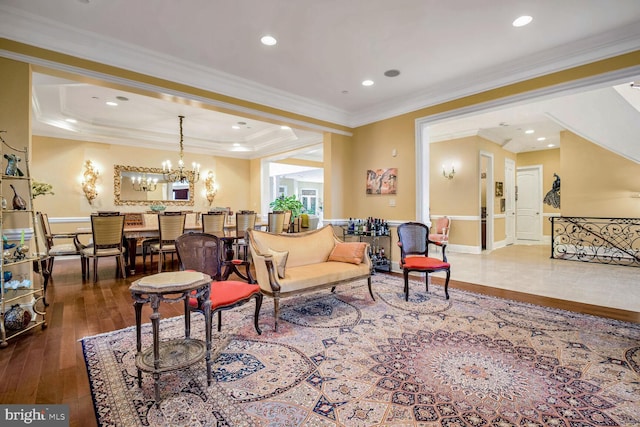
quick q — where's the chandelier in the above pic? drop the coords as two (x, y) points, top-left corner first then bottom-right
(131, 174), (158, 192)
(162, 115), (200, 184)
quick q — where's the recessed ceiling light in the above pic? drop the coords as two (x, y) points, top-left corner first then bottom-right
(106, 101), (118, 106)
(260, 35), (277, 46)
(65, 118), (77, 123)
(280, 126), (291, 130)
(547, 144), (555, 148)
(384, 69), (400, 77)
(233, 143), (241, 147)
(116, 96), (129, 101)
(525, 129), (534, 134)
(362, 80), (374, 87)
(512, 15), (533, 27)
(232, 125), (240, 130)
(537, 137), (546, 141)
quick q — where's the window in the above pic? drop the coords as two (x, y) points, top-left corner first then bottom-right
(300, 189), (317, 214)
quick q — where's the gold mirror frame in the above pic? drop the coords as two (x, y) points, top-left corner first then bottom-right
(114, 165), (195, 206)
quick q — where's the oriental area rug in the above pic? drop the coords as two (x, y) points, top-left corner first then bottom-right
(82, 275), (640, 426)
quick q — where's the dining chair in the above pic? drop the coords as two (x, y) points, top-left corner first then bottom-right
(175, 232), (263, 335)
(37, 212), (84, 277)
(81, 213), (126, 283)
(396, 221), (450, 301)
(281, 210), (292, 233)
(234, 211), (256, 260)
(266, 211), (286, 234)
(148, 213), (186, 272)
(201, 211), (227, 237)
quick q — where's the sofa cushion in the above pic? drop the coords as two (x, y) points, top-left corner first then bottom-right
(275, 261), (370, 293)
(268, 248), (289, 278)
(328, 242), (367, 265)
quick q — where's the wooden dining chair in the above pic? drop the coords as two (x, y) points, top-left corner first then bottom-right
(148, 213), (186, 272)
(81, 214), (126, 283)
(37, 212), (83, 277)
(201, 211), (227, 237)
(176, 232), (263, 335)
(397, 221), (451, 301)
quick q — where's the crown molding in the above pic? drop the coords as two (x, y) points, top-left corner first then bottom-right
(349, 22), (640, 127)
(0, 5), (351, 127)
(2, 5), (639, 130)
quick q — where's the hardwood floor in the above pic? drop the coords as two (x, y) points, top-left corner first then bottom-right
(0, 257), (636, 426)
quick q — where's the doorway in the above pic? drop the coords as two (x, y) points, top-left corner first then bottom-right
(516, 166), (543, 242)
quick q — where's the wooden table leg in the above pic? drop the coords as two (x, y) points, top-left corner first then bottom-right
(126, 237), (138, 276)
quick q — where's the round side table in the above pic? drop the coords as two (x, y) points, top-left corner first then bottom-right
(129, 271), (212, 405)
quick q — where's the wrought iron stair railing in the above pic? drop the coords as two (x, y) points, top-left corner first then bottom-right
(550, 216), (640, 267)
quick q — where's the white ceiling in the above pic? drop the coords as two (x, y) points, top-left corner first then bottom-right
(1, 0), (640, 162)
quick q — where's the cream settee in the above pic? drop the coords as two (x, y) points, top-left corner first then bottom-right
(248, 225), (373, 330)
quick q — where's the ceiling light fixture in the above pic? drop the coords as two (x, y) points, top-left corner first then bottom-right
(280, 126), (291, 130)
(261, 35), (277, 46)
(362, 80), (374, 87)
(631, 82), (640, 89)
(162, 115), (200, 184)
(105, 101), (118, 106)
(512, 15), (533, 27)
(537, 137), (546, 141)
(547, 144), (555, 148)
(384, 69), (400, 77)
(525, 129), (534, 134)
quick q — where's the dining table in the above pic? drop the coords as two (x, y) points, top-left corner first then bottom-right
(75, 217), (264, 276)
(121, 219), (264, 276)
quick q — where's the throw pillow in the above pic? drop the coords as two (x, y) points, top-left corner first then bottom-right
(267, 248), (289, 278)
(328, 242), (367, 265)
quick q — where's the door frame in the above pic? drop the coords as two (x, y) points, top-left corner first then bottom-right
(480, 151), (494, 251)
(505, 158), (516, 245)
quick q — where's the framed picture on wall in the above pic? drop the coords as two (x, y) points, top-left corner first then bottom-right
(495, 181), (503, 197)
(366, 168), (398, 194)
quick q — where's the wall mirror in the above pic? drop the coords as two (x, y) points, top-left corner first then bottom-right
(114, 165), (195, 206)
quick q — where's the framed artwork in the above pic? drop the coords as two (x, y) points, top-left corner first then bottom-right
(366, 168), (397, 194)
(495, 181), (503, 197)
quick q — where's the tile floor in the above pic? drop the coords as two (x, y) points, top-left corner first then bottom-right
(431, 244), (639, 313)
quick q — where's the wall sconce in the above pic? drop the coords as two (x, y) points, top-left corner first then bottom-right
(204, 171), (218, 206)
(81, 160), (99, 204)
(442, 163), (456, 180)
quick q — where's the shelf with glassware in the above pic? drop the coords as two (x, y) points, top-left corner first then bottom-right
(342, 217), (391, 273)
(0, 135), (47, 348)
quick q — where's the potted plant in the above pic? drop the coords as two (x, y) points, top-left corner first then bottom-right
(269, 195), (304, 220)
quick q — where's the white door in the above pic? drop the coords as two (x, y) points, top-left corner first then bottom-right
(516, 166), (542, 241)
(505, 159), (516, 245)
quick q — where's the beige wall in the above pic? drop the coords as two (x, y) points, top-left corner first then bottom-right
(31, 136), (252, 227)
(561, 131), (640, 217)
(350, 115), (416, 221)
